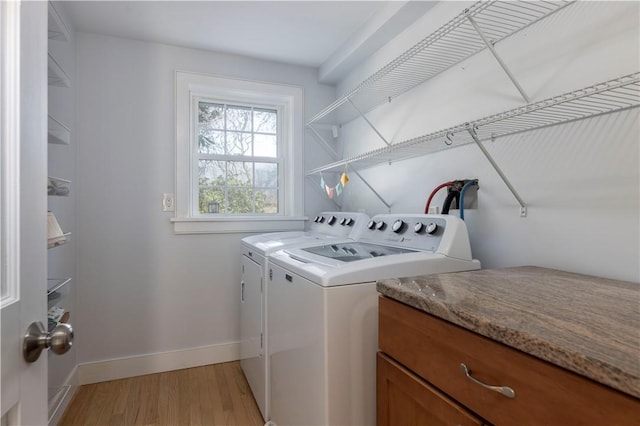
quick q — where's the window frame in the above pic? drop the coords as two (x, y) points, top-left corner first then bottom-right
(174, 71), (306, 234)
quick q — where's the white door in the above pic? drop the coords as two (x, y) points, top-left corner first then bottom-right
(1, 1), (49, 425)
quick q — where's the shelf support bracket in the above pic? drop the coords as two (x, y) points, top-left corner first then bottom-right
(466, 124), (527, 217)
(347, 98), (392, 147)
(307, 124), (339, 160)
(347, 164), (392, 212)
(466, 13), (531, 104)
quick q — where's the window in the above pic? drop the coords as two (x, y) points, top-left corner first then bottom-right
(174, 71), (305, 234)
(196, 101), (280, 215)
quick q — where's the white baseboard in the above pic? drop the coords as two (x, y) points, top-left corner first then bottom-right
(48, 366), (78, 426)
(77, 341), (240, 385)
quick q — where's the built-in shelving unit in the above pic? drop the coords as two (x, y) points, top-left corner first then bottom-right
(47, 2), (70, 42)
(305, 0), (640, 216)
(47, 2), (76, 423)
(47, 53), (71, 88)
(48, 115), (71, 145)
(47, 278), (72, 309)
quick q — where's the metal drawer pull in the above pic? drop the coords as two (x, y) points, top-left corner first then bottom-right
(459, 363), (515, 398)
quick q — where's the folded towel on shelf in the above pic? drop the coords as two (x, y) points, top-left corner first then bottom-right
(48, 178), (70, 196)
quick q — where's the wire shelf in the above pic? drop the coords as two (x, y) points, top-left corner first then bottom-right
(307, 73), (640, 175)
(307, 0), (573, 126)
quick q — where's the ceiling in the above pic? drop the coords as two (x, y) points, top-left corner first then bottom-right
(62, 1), (436, 83)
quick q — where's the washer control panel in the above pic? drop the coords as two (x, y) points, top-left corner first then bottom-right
(359, 214), (461, 252)
(309, 212), (370, 239)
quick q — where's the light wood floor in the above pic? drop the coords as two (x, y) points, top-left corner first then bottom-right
(59, 361), (264, 426)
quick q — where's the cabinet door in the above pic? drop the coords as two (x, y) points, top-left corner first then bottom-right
(240, 255), (262, 359)
(377, 353), (486, 426)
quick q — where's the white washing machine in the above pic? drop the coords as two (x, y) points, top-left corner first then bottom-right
(267, 214), (481, 426)
(240, 212), (370, 421)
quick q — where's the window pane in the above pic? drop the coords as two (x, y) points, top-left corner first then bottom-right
(226, 131), (252, 155)
(199, 187), (224, 214)
(226, 161), (252, 187)
(193, 100), (282, 216)
(254, 162), (278, 187)
(198, 130), (224, 154)
(254, 109), (277, 134)
(254, 134), (277, 157)
(198, 160), (225, 185)
(228, 188), (254, 213)
(257, 188), (278, 213)
(199, 102), (225, 129)
(227, 106), (252, 132)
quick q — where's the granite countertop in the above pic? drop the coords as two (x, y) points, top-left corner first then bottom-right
(376, 266), (640, 399)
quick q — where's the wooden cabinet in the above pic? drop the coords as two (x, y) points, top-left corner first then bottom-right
(377, 352), (485, 426)
(378, 296), (640, 426)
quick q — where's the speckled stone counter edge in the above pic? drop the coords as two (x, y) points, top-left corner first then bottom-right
(376, 266), (640, 399)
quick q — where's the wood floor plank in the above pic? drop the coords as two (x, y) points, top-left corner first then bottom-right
(157, 369), (179, 425)
(177, 367), (192, 425)
(187, 367), (203, 426)
(223, 362), (257, 426)
(205, 357), (227, 425)
(92, 379), (122, 425)
(214, 361), (236, 425)
(123, 373), (142, 425)
(59, 382), (97, 425)
(135, 373), (159, 425)
(108, 376), (132, 425)
(232, 362), (264, 425)
(58, 362), (262, 426)
(196, 365), (214, 425)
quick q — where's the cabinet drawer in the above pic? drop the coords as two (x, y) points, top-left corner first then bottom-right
(379, 296), (640, 425)
(377, 352), (486, 426)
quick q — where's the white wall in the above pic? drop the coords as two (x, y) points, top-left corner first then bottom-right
(75, 33), (335, 365)
(337, 1), (640, 283)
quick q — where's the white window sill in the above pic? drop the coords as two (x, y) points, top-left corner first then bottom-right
(170, 216), (307, 234)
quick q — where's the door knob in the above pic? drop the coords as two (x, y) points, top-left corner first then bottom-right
(23, 321), (73, 363)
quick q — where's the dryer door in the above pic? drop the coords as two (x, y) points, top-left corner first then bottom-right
(240, 254), (262, 359)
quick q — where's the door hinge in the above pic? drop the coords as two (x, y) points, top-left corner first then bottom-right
(242, 264), (244, 273)
(269, 269), (273, 281)
(260, 333), (263, 349)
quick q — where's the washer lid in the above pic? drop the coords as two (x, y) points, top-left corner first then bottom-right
(301, 242), (417, 263)
(242, 231), (341, 256)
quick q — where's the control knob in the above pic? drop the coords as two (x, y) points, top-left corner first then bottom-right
(392, 220), (406, 233)
(414, 222), (425, 233)
(367, 220), (376, 230)
(339, 217), (347, 225)
(426, 222), (438, 234)
(327, 215), (337, 225)
(318, 216), (325, 223)
(344, 218), (354, 226)
(375, 221), (386, 231)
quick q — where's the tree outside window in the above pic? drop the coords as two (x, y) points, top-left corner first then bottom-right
(197, 101), (279, 214)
